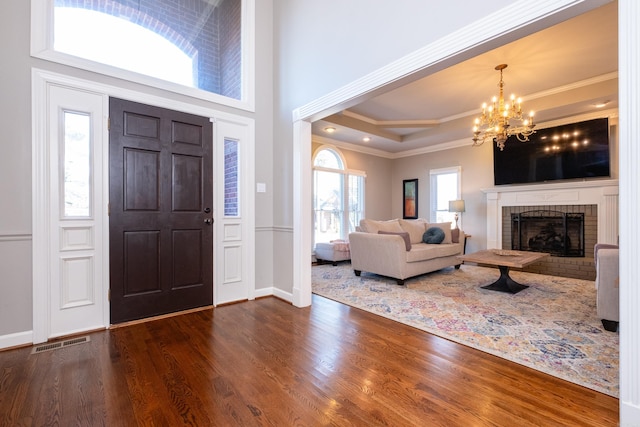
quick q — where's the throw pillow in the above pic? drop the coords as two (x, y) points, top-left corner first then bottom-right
(426, 222), (453, 244)
(399, 219), (428, 244)
(378, 230), (412, 251)
(423, 227), (445, 244)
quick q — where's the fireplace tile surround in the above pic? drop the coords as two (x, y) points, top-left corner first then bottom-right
(483, 180), (618, 281)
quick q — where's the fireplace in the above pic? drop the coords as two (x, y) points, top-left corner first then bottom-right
(482, 180), (618, 280)
(511, 210), (585, 257)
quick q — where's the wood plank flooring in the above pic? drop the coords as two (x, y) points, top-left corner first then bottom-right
(0, 295), (618, 426)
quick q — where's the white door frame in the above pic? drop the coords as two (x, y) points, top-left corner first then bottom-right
(32, 69), (255, 343)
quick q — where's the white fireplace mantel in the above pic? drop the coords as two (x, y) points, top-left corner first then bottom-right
(482, 179), (619, 249)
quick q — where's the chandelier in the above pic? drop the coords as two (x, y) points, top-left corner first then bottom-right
(472, 64), (536, 151)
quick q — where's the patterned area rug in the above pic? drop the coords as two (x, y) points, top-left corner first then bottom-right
(312, 263), (619, 397)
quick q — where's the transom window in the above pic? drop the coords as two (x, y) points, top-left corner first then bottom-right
(313, 147), (365, 246)
(32, 0), (254, 108)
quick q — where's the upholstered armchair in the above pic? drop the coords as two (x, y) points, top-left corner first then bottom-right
(594, 243), (619, 332)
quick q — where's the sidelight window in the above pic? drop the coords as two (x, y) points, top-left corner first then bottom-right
(62, 111), (92, 218)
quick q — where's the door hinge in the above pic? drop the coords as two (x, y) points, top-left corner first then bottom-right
(108, 288), (111, 301)
(108, 203), (110, 216)
(107, 117), (110, 131)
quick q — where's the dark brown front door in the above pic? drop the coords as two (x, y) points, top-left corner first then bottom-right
(109, 98), (213, 324)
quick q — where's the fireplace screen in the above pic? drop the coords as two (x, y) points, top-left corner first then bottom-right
(511, 210), (585, 257)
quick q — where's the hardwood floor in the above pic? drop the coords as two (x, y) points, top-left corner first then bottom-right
(0, 295), (618, 426)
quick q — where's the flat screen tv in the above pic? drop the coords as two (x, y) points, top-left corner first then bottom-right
(493, 117), (610, 185)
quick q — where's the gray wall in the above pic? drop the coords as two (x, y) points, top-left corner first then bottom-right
(0, 0), (276, 337)
(273, 0), (513, 293)
(0, 1), (36, 336)
(391, 144), (494, 255)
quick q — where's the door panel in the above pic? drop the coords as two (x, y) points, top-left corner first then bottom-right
(110, 98), (213, 324)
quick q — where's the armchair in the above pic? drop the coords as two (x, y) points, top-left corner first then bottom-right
(594, 243), (619, 332)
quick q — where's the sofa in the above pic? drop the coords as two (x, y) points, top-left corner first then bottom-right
(348, 218), (464, 285)
(594, 243), (619, 332)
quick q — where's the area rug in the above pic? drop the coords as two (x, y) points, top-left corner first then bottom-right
(312, 263), (619, 397)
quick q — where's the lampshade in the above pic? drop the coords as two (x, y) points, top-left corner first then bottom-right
(448, 199), (466, 213)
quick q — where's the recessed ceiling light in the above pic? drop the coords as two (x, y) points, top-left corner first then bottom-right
(324, 127), (336, 133)
(362, 136), (371, 142)
(594, 101), (610, 108)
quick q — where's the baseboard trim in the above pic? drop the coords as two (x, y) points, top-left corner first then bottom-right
(0, 330), (33, 351)
(254, 286), (293, 304)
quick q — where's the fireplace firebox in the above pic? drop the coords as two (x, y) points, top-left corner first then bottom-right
(511, 210), (585, 257)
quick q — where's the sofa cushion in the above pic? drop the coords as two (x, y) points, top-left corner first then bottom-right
(399, 219), (428, 244)
(426, 222), (453, 244)
(360, 218), (403, 234)
(406, 242), (461, 263)
(423, 227), (445, 244)
(378, 230), (411, 251)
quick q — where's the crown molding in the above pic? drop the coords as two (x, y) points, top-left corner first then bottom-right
(292, 0), (612, 123)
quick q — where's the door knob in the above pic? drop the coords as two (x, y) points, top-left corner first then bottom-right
(204, 218), (213, 225)
(204, 207), (211, 213)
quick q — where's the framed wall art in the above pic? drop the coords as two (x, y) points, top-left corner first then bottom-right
(403, 179), (418, 219)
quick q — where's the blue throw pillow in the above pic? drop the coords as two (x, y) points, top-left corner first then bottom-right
(423, 227), (445, 244)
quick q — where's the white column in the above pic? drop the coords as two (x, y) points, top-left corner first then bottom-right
(619, 0), (640, 423)
(600, 186), (619, 245)
(292, 119), (312, 307)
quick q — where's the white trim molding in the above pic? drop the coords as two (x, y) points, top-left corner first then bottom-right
(619, 0), (640, 422)
(0, 331), (33, 350)
(292, 120), (312, 308)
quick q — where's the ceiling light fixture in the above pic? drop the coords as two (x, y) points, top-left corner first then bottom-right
(362, 136), (371, 142)
(472, 64), (536, 151)
(324, 127), (336, 133)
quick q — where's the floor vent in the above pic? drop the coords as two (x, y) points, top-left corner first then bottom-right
(31, 336), (91, 354)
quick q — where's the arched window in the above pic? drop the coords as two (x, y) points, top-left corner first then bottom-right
(312, 146), (365, 245)
(33, 0), (249, 104)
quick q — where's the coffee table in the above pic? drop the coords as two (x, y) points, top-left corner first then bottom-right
(457, 249), (550, 294)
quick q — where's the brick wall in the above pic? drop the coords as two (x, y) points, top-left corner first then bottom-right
(224, 139), (238, 216)
(502, 204), (597, 281)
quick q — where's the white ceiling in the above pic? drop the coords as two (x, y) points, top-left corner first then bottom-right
(312, 2), (618, 154)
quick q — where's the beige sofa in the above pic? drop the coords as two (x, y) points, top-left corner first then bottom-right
(348, 218), (464, 285)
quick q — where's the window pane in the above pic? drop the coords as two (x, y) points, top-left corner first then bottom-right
(53, 0), (242, 99)
(348, 175), (364, 233)
(313, 149), (343, 169)
(436, 173), (458, 211)
(224, 138), (239, 216)
(314, 170), (344, 243)
(63, 111), (91, 217)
